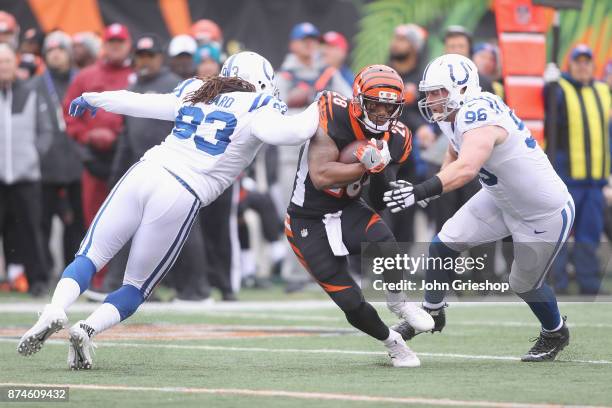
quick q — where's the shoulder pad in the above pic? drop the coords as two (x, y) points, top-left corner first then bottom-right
(318, 91), (351, 135)
(173, 77), (202, 98)
(249, 93), (287, 114)
(457, 95), (503, 132)
(389, 121), (412, 164)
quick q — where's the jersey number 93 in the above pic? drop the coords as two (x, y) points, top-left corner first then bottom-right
(172, 106), (237, 155)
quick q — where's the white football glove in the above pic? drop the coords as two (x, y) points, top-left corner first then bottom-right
(355, 138), (391, 173)
(383, 180), (439, 212)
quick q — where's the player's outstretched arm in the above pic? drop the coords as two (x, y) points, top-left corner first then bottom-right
(436, 126), (500, 191)
(251, 100), (320, 146)
(384, 126), (503, 213)
(70, 91), (177, 121)
(441, 144), (458, 170)
(308, 127), (366, 190)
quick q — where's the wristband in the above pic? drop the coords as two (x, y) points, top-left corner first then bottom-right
(413, 176), (443, 202)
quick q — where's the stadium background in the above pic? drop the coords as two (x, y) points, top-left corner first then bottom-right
(1, 0), (609, 74)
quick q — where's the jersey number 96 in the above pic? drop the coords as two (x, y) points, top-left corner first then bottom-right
(172, 106), (237, 155)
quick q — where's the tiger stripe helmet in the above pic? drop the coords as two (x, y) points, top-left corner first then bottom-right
(350, 64), (405, 132)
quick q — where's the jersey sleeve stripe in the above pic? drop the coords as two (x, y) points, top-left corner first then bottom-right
(248, 94), (263, 112)
(318, 93), (331, 133)
(259, 95), (273, 109)
(174, 78), (196, 97)
(314, 67), (337, 91)
(482, 96), (503, 113)
(326, 93), (334, 120)
(398, 130), (412, 163)
(349, 113), (366, 140)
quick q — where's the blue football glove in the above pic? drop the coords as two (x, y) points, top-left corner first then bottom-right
(69, 96), (97, 117)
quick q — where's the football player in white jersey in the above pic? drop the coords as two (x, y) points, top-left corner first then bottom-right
(17, 52), (322, 369)
(383, 54), (575, 362)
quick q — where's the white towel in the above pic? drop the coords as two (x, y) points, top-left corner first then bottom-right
(322, 211), (349, 256)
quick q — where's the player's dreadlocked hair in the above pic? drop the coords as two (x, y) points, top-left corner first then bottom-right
(185, 76), (256, 105)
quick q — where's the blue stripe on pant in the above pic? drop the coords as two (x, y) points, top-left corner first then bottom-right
(78, 161), (142, 257)
(139, 196), (200, 298)
(535, 202), (572, 289)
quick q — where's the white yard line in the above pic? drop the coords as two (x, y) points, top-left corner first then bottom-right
(5, 300), (607, 314)
(1, 338), (610, 365)
(0, 382), (608, 408)
(453, 320), (612, 329)
(4, 304), (612, 329)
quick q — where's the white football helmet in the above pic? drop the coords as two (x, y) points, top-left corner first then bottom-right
(220, 51), (278, 96)
(418, 54), (481, 122)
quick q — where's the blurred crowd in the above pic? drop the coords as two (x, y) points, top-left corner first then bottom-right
(0, 9), (610, 300)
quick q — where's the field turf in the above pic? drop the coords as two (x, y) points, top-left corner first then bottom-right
(0, 294), (610, 407)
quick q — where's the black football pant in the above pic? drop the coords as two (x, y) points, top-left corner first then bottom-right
(0, 182), (49, 286)
(286, 200), (402, 341)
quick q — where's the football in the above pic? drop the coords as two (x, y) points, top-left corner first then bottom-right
(338, 139), (384, 164)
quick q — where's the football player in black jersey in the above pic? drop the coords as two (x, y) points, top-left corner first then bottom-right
(285, 65), (434, 367)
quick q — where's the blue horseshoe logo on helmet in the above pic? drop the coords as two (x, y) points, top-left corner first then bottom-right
(448, 61), (470, 85)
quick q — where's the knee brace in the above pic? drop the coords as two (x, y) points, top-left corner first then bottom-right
(104, 284), (144, 321)
(61, 256), (97, 294)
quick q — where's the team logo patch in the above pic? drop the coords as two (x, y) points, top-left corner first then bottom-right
(378, 91), (398, 102)
(301, 228), (309, 238)
(515, 5), (532, 25)
(448, 62), (470, 85)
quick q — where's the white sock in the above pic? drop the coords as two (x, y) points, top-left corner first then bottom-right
(241, 249), (256, 278)
(383, 329), (402, 346)
(51, 278), (82, 311)
(542, 319), (564, 332)
(84, 303), (121, 336)
(270, 241), (286, 263)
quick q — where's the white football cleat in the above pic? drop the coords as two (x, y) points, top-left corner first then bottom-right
(388, 302), (435, 332)
(68, 321), (96, 370)
(384, 329), (420, 368)
(17, 304), (68, 356)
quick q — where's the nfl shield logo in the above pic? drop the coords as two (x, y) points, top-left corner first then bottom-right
(515, 5), (531, 25)
(300, 228), (308, 238)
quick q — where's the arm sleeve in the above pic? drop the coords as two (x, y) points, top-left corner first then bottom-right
(367, 167), (396, 211)
(82, 91), (177, 121)
(251, 100), (319, 146)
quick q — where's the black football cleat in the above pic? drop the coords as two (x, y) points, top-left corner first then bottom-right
(521, 317), (570, 362)
(392, 304), (447, 341)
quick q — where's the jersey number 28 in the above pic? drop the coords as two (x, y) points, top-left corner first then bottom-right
(172, 106), (237, 155)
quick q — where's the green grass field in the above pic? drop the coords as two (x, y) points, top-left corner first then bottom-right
(1, 295), (611, 407)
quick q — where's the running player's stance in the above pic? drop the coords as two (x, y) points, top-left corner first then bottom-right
(384, 54), (574, 362)
(286, 65), (434, 368)
(17, 52), (320, 369)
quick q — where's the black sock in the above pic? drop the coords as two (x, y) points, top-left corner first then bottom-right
(345, 302), (389, 341)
